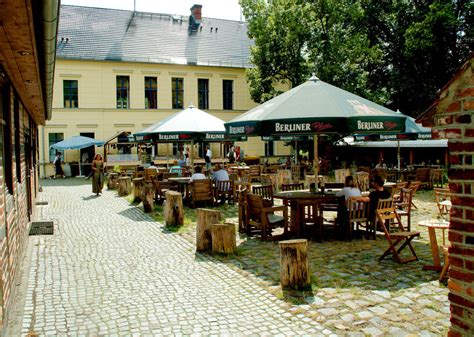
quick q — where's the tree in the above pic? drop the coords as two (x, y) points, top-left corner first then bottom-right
(241, 0), (313, 103)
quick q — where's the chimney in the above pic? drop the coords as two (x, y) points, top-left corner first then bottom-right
(190, 4), (202, 21)
(189, 4), (202, 32)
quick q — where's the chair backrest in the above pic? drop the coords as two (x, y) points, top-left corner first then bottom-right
(192, 179), (213, 201)
(216, 180), (233, 192)
(234, 181), (251, 203)
(354, 171), (370, 192)
(246, 193), (264, 222)
(376, 206), (405, 233)
(248, 165), (261, 176)
(291, 164), (301, 181)
(281, 183), (304, 191)
(377, 197), (393, 210)
(407, 181), (421, 193)
(335, 169), (351, 183)
(415, 168), (431, 182)
(434, 188), (451, 202)
(347, 197), (369, 223)
(399, 188), (413, 209)
(252, 185), (274, 204)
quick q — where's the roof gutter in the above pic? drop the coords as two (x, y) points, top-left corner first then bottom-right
(40, 0), (60, 121)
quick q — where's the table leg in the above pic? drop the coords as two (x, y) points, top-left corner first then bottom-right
(423, 227), (442, 271)
(290, 200), (299, 237)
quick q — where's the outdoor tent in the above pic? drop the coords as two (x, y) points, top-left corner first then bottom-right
(134, 105), (241, 166)
(225, 75), (407, 173)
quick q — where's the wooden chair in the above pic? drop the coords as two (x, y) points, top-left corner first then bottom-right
(281, 183), (304, 191)
(214, 180), (234, 205)
(189, 179), (214, 208)
(245, 193), (288, 240)
(439, 245), (450, 281)
(407, 181), (421, 209)
(374, 197), (393, 232)
(291, 164), (302, 183)
(347, 197), (371, 239)
(434, 188), (452, 216)
(296, 199), (323, 241)
(248, 165), (262, 183)
(430, 168), (444, 188)
(391, 182), (408, 202)
(395, 188), (413, 231)
(376, 207), (420, 264)
(415, 168), (431, 189)
(155, 180), (176, 204)
(354, 171), (370, 192)
(252, 185), (274, 207)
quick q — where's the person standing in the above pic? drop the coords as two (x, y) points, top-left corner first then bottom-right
(227, 146), (235, 164)
(205, 146), (212, 170)
(92, 154), (104, 196)
(53, 152), (65, 178)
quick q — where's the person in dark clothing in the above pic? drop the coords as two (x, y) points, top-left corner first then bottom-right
(366, 175), (391, 221)
(53, 152), (65, 178)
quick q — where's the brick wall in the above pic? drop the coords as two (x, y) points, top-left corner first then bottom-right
(0, 84), (38, 328)
(426, 58), (474, 336)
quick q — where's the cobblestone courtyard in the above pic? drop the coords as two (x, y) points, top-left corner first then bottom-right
(6, 178), (450, 336)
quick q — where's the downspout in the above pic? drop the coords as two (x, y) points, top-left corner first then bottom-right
(41, 0), (60, 121)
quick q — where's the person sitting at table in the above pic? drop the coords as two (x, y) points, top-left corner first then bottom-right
(169, 160), (182, 177)
(190, 166), (206, 182)
(361, 175), (391, 222)
(336, 176), (361, 204)
(212, 164), (229, 182)
(178, 156), (186, 167)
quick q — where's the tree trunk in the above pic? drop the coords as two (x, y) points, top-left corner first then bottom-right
(108, 172), (119, 190)
(164, 191), (184, 227)
(279, 239), (310, 290)
(142, 182), (155, 213)
(132, 177), (144, 202)
(212, 223), (236, 254)
(118, 176), (132, 196)
(196, 208), (222, 252)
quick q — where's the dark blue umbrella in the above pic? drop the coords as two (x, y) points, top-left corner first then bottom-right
(50, 135), (105, 150)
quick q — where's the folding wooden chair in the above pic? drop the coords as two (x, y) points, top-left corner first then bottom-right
(434, 188), (451, 216)
(252, 185), (274, 207)
(407, 181), (421, 209)
(214, 180), (234, 205)
(376, 207), (420, 263)
(347, 197), (371, 239)
(395, 188), (413, 231)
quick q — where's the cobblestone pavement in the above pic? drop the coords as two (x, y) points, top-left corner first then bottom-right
(10, 179), (328, 336)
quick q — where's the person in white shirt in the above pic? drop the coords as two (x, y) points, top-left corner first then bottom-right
(205, 146), (212, 170)
(190, 166), (206, 182)
(212, 164), (229, 181)
(336, 176), (362, 204)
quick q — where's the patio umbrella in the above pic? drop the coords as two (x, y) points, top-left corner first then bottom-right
(50, 135), (105, 150)
(50, 135), (105, 176)
(225, 75), (406, 173)
(353, 114), (432, 170)
(134, 105), (235, 167)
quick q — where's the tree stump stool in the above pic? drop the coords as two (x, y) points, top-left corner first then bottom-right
(196, 208), (222, 252)
(108, 172), (119, 190)
(279, 239), (310, 290)
(118, 176), (132, 196)
(212, 223), (236, 254)
(164, 191), (184, 227)
(142, 182), (155, 213)
(132, 177), (144, 202)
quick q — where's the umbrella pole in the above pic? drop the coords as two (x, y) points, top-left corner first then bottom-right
(313, 135), (319, 176)
(166, 144), (170, 169)
(295, 140), (298, 164)
(190, 140), (194, 172)
(397, 140), (401, 171)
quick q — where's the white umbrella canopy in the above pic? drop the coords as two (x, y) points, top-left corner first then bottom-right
(134, 105), (226, 142)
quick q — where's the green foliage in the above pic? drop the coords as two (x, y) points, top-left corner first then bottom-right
(241, 0), (473, 116)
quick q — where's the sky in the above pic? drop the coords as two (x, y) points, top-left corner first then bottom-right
(61, 0), (244, 21)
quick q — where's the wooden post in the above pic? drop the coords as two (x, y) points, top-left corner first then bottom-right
(132, 177), (144, 202)
(163, 191), (184, 227)
(279, 239), (310, 290)
(196, 208), (222, 252)
(212, 223), (236, 254)
(142, 182), (154, 213)
(108, 172), (119, 190)
(118, 176), (132, 196)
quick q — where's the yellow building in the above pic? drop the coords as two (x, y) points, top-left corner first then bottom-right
(40, 4), (289, 177)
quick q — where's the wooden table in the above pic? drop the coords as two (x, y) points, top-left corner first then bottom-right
(274, 190), (339, 237)
(168, 177), (192, 204)
(419, 219), (450, 271)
